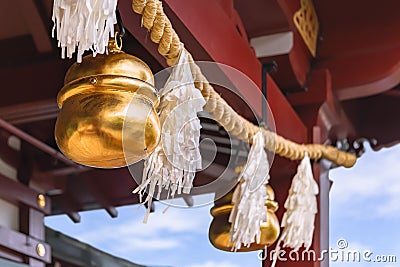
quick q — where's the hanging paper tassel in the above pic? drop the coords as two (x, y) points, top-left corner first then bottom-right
(228, 131), (270, 251)
(52, 0), (118, 62)
(271, 153), (319, 267)
(133, 48), (206, 223)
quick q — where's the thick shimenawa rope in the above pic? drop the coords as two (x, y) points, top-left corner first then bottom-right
(131, 0), (356, 168)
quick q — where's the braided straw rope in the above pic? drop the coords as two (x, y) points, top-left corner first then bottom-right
(131, 0), (356, 167)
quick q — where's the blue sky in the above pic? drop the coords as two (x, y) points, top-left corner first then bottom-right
(45, 144), (400, 267)
(45, 194), (260, 267)
(329, 144), (400, 267)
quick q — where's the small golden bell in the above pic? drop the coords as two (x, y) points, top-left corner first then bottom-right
(55, 39), (161, 168)
(209, 185), (280, 252)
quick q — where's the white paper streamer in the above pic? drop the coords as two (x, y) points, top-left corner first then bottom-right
(52, 0), (118, 62)
(228, 131), (270, 251)
(271, 153), (319, 267)
(133, 48), (206, 223)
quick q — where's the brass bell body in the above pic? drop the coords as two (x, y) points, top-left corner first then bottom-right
(209, 185), (280, 252)
(55, 40), (161, 168)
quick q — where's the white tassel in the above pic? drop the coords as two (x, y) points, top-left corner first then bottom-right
(52, 0), (118, 62)
(229, 131), (270, 251)
(133, 48), (206, 223)
(271, 153), (318, 267)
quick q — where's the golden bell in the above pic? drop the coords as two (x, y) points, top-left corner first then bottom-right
(55, 39), (161, 168)
(209, 185), (280, 252)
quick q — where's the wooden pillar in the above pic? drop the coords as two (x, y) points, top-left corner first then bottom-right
(0, 131), (20, 231)
(312, 126), (330, 267)
(0, 174), (51, 266)
(0, 130), (23, 262)
(18, 144), (48, 267)
(262, 126), (331, 267)
(19, 208), (47, 267)
(0, 132), (51, 266)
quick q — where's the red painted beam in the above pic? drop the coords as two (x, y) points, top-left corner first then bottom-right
(120, 0), (308, 143)
(120, 4), (313, 244)
(0, 130), (20, 170)
(274, 0), (312, 90)
(314, 1), (400, 99)
(316, 48), (400, 100)
(15, 0), (53, 53)
(0, 226), (51, 263)
(0, 118), (80, 169)
(235, 0), (312, 92)
(0, 100), (58, 125)
(342, 93), (400, 148)
(265, 127), (329, 267)
(162, 0), (307, 141)
(0, 59), (69, 107)
(287, 69), (356, 142)
(234, 0), (290, 37)
(165, 0), (307, 141)
(315, 1), (400, 58)
(267, 76), (307, 143)
(164, 0), (261, 84)
(49, 168), (140, 215)
(310, 126), (330, 267)
(0, 174), (51, 214)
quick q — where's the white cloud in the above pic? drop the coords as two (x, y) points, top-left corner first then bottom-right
(116, 237), (181, 251)
(71, 199), (212, 253)
(330, 144), (400, 217)
(186, 261), (241, 267)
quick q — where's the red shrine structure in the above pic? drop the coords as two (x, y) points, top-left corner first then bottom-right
(0, 0), (399, 266)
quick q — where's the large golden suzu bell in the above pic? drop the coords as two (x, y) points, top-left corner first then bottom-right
(209, 185), (280, 252)
(55, 39), (161, 168)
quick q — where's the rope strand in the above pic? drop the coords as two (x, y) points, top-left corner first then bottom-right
(130, 0), (356, 168)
